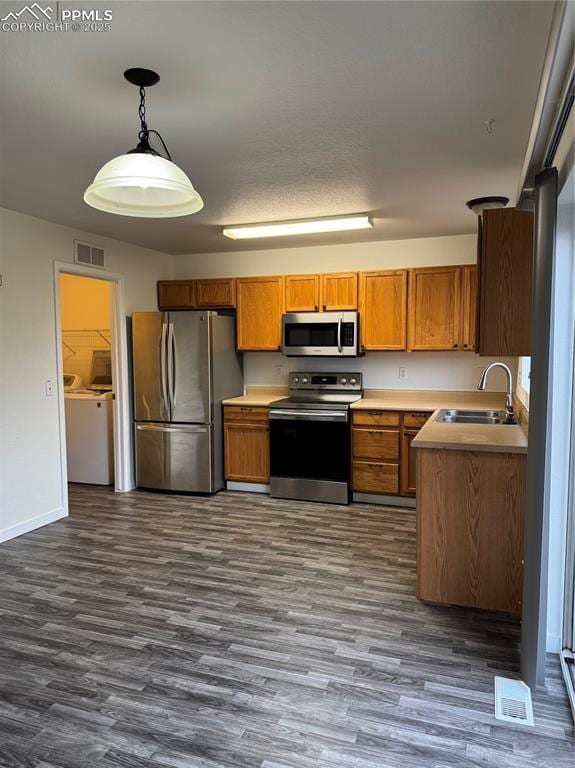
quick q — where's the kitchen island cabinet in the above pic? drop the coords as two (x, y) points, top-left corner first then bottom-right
(416, 446), (526, 613)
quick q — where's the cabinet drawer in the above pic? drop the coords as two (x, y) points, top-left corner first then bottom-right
(403, 412), (432, 429)
(353, 461), (399, 494)
(353, 428), (399, 461)
(223, 406), (269, 423)
(352, 410), (400, 427)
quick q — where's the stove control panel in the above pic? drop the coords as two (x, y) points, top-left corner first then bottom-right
(288, 372), (362, 391)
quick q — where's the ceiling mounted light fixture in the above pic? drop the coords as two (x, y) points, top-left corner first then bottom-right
(84, 68), (203, 218)
(466, 196), (509, 216)
(223, 215), (373, 240)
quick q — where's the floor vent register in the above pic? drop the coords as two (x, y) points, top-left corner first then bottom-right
(494, 676), (534, 726)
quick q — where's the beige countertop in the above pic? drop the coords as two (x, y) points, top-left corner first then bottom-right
(351, 389), (508, 412)
(222, 387), (288, 407)
(413, 409), (528, 455)
(223, 387), (528, 453)
(353, 390), (528, 454)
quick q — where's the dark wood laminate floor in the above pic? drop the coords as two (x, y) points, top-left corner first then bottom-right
(0, 486), (572, 768)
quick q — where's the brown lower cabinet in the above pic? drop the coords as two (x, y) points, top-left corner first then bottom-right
(352, 410), (431, 497)
(400, 430), (418, 496)
(223, 406), (269, 483)
(416, 447), (526, 613)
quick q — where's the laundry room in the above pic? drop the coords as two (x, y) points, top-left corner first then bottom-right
(60, 273), (115, 486)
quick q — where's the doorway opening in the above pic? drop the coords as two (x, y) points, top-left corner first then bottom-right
(60, 273), (115, 489)
(54, 262), (133, 514)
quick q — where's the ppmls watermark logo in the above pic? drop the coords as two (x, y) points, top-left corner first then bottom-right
(1, 3), (113, 32)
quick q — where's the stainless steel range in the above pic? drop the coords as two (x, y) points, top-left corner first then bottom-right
(269, 372), (363, 505)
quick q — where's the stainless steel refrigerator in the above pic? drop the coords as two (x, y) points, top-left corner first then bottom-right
(132, 311), (243, 493)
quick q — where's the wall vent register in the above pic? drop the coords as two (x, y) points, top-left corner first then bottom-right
(74, 240), (105, 269)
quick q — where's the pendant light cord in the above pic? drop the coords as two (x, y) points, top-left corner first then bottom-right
(136, 85), (173, 162)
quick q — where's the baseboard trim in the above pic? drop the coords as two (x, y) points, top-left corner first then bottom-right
(226, 481), (270, 494)
(353, 492), (416, 509)
(546, 633), (562, 653)
(0, 507), (67, 544)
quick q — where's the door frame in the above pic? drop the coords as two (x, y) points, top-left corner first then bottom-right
(53, 261), (134, 512)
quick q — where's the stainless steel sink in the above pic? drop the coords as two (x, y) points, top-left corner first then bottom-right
(434, 409), (518, 425)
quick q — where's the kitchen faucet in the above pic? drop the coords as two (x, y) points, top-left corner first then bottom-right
(477, 362), (516, 423)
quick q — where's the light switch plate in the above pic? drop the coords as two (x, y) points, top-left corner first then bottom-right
(45, 380), (55, 397)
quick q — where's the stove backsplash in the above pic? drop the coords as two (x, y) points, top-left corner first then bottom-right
(244, 351), (518, 393)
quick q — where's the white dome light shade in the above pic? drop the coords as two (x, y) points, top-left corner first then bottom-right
(84, 153), (203, 218)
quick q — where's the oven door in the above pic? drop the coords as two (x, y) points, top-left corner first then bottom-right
(282, 312), (358, 356)
(270, 409), (350, 503)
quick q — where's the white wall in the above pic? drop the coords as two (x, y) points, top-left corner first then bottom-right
(175, 232), (516, 393)
(244, 351), (517, 392)
(0, 207), (171, 541)
(174, 233), (478, 277)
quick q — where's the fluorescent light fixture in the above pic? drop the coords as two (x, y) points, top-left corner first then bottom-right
(223, 215), (373, 240)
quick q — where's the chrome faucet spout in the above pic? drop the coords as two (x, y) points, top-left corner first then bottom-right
(476, 362), (516, 423)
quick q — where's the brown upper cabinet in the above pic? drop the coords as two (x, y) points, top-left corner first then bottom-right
(158, 280), (196, 309)
(284, 274), (320, 312)
(236, 276), (284, 351)
(408, 266), (462, 351)
(461, 265), (477, 351)
(158, 278), (236, 310)
(477, 208), (534, 356)
(359, 270), (408, 350)
(320, 272), (358, 311)
(195, 278), (236, 308)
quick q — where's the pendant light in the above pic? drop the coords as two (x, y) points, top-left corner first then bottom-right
(84, 68), (203, 218)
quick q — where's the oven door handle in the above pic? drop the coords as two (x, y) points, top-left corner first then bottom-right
(337, 316), (343, 353)
(270, 409), (348, 422)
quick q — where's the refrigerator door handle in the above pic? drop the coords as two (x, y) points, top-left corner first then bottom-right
(167, 322), (176, 410)
(136, 423), (209, 434)
(160, 320), (169, 414)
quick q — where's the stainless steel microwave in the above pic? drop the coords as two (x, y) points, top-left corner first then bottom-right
(281, 311), (360, 357)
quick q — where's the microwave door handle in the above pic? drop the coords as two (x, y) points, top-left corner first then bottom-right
(337, 316), (343, 353)
(160, 320), (169, 414)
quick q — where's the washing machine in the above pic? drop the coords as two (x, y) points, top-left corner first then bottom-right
(64, 391), (114, 485)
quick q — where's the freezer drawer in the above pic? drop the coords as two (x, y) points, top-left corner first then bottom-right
(135, 422), (215, 493)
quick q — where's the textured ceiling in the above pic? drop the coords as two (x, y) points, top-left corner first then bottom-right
(0, 1), (554, 254)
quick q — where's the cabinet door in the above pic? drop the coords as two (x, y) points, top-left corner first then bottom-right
(320, 272), (358, 311)
(359, 270), (407, 350)
(478, 208), (533, 356)
(195, 278), (236, 308)
(461, 265), (477, 351)
(400, 429), (419, 496)
(158, 281), (195, 309)
(284, 275), (320, 312)
(236, 276), (284, 351)
(408, 267), (462, 350)
(224, 422), (269, 483)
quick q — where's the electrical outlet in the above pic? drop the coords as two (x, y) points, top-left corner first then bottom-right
(274, 365), (286, 379)
(45, 380), (55, 397)
(398, 367), (407, 380)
